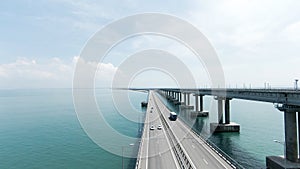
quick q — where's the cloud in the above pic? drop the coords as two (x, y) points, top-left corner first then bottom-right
(2, 1), (300, 88)
(282, 21), (300, 42)
(0, 57), (117, 89)
(181, 0), (300, 87)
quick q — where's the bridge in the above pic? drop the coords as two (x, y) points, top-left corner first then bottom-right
(131, 88), (300, 169)
(136, 91), (238, 169)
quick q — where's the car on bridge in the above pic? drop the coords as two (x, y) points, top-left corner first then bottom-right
(150, 125), (155, 130)
(157, 125), (162, 130)
(169, 112), (177, 121)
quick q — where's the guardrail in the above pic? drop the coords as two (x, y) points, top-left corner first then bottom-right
(135, 101), (148, 169)
(153, 95), (194, 169)
(190, 129), (245, 169)
(158, 92), (245, 169)
(134, 124), (145, 169)
(156, 91), (245, 169)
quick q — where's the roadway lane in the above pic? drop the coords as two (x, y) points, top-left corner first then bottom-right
(137, 91), (179, 169)
(153, 91), (234, 169)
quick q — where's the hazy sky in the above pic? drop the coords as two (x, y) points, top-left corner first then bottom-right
(1, 0), (300, 88)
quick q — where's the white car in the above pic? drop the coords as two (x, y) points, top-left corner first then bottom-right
(150, 125), (155, 130)
(157, 125), (162, 130)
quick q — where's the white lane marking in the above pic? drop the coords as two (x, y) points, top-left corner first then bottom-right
(145, 92), (153, 169)
(159, 152), (161, 157)
(145, 109), (149, 169)
(154, 97), (180, 169)
(153, 93), (196, 169)
(203, 158), (208, 165)
(175, 111), (230, 169)
(192, 145), (195, 149)
(154, 88), (229, 168)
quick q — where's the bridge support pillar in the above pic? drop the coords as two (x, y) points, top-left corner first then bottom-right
(191, 94), (208, 117)
(285, 111), (298, 161)
(172, 92), (180, 105)
(266, 105), (300, 169)
(175, 92), (184, 105)
(200, 95), (203, 112)
(179, 92), (182, 102)
(177, 92), (186, 106)
(210, 97), (239, 133)
(225, 99), (230, 124)
(217, 98), (223, 124)
(180, 92), (194, 109)
(179, 92), (181, 101)
(298, 112), (300, 161)
(195, 95), (199, 111)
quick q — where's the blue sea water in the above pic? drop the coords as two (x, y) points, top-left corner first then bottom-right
(0, 89), (146, 169)
(0, 89), (284, 168)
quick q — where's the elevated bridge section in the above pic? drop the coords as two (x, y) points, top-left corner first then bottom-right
(130, 88), (300, 169)
(136, 91), (239, 169)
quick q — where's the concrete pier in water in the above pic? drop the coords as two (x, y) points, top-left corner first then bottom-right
(191, 94), (209, 117)
(210, 97), (240, 133)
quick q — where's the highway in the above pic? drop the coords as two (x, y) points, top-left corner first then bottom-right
(136, 91), (236, 169)
(136, 91), (179, 169)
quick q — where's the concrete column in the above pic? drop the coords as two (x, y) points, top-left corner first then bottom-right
(200, 95), (203, 112)
(183, 93), (186, 104)
(179, 92), (181, 101)
(195, 95), (199, 111)
(185, 93), (188, 105)
(225, 99), (230, 124)
(187, 93), (190, 105)
(298, 112), (300, 160)
(284, 111), (298, 162)
(218, 99), (223, 124)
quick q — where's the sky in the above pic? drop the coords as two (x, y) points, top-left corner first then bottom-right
(1, 0), (300, 89)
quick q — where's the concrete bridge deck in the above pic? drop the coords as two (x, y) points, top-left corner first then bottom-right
(136, 91), (237, 169)
(136, 91), (179, 169)
(129, 88), (300, 106)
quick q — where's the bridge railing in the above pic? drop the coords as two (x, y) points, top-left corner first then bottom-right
(135, 104), (148, 169)
(135, 131), (144, 169)
(157, 91), (245, 169)
(153, 94), (195, 169)
(189, 129), (245, 169)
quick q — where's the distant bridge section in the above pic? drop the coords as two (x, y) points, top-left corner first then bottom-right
(130, 88), (300, 106)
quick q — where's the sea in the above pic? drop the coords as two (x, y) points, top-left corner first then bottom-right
(0, 89), (284, 169)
